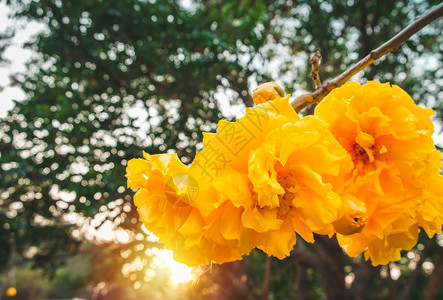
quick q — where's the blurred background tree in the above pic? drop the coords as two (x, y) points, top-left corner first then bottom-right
(0, 0), (442, 299)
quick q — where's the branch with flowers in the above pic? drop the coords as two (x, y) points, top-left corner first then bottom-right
(125, 3), (443, 298)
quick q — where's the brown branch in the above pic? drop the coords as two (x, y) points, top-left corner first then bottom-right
(376, 274), (383, 300)
(227, 77), (254, 107)
(294, 264), (307, 300)
(387, 264), (398, 299)
(314, 235), (349, 300)
(310, 51), (322, 90)
(291, 2), (443, 113)
(358, 1), (371, 56)
(350, 258), (380, 300)
(262, 256), (272, 300)
(399, 238), (437, 300)
(290, 239), (319, 269)
(0, 235), (16, 297)
(420, 245), (443, 300)
(370, 0), (382, 33)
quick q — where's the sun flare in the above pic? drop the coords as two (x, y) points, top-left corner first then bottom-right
(154, 249), (193, 285)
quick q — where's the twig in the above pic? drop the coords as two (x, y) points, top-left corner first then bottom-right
(291, 3), (443, 113)
(310, 51), (322, 90)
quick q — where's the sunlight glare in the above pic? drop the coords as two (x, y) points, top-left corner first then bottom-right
(154, 249), (193, 285)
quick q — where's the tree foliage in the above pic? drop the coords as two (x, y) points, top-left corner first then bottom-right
(0, 0), (442, 299)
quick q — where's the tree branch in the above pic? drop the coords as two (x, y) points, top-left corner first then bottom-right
(291, 3), (443, 113)
(350, 257), (379, 300)
(310, 51), (322, 90)
(290, 239), (319, 269)
(262, 256), (272, 300)
(387, 264), (398, 299)
(294, 264), (307, 300)
(420, 245), (443, 300)
(358, 1), (371, 57)
(0, 235), (16, 297)
(314, 235), (349, 300)
(227, 77), (254, 107)
(399, 238), (437, 300)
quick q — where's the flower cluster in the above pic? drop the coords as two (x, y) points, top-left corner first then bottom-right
(126, 81), (443, 266)
(314, 81), (443, 265)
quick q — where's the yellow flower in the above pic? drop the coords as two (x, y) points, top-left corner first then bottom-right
(416, 174), (443, 238)
(127, 80), (441, 266)
(126, 152), (243, 266)
(315, 81), (435, 179)
(127, 97), (301, 265)
(207, 168), (297, 259)
(246, 116), (352, 234)
(188, 95), (300, 212)
(188, 96), (303, 258)
(315, 81), (443, 265)
(337, 203), (419, 265)
(191, 96), (352, 258)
